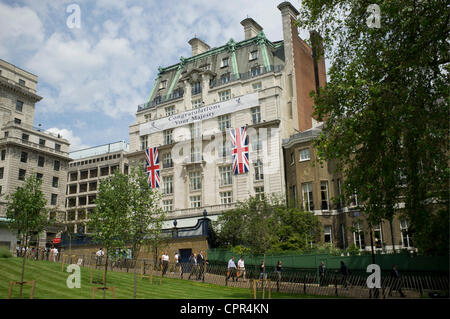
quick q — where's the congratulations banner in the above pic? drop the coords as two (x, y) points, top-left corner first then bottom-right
(139, 92), (259, 136)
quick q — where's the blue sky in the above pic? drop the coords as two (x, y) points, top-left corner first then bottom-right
(0, 0), (304, 151)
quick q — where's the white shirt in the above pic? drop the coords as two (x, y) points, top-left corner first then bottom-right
(175, 254), (179, 262)
(162, 254), (169, 262)
(53, 248), (58, 255)
(96, 250), (104, 257)
(238, 259), (245, 268)
(228, 259), (236, 268)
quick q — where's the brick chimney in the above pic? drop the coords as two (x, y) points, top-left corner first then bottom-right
(188, 37), (210, 56)
(240, 18), (263, 40)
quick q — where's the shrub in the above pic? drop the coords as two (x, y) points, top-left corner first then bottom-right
(0, 247), (12, 258)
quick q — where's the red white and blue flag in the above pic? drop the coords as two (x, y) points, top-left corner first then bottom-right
(145, 147), (160, 188)
(230, 126), (249, 175)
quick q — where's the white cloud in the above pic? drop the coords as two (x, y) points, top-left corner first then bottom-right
(46, 127), (89, 151)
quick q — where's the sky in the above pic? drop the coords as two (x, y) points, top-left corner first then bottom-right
(0, 0), (306, 152)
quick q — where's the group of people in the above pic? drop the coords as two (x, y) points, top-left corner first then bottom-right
(15, 245), (59, 262)
(226, 257), (283, 286)
(159, 250), (208, 281)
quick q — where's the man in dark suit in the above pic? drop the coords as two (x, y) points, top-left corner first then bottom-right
(390, 264), (406, 297)
(197, 251), (205, 280)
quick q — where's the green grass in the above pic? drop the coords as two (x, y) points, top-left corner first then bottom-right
(0, 258), (326, 299)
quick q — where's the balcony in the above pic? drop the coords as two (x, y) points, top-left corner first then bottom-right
(209, 65), (283, 89)
(137, 88), (184, 112)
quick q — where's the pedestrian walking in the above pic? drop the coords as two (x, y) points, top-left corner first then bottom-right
(259, 260), (267, 280)
(226, 256), (237, 285)
(340, 261), (350, 289)
(275, 260), (282, 292)
(161, 252), (169, 276)
(197, 251), (205, 280)
(237, 257), (246, 282)
(319, 261), (326, 286)
(175, 251), (183, 279)
(188, 253), (197, 280)
(96, 248), (105, 265)
(389, 264), (406, 297)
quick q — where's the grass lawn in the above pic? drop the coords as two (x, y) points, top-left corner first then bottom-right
(0, 257), (328, 299)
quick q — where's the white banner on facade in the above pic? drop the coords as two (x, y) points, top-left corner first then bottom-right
(139, 92), (259, 136)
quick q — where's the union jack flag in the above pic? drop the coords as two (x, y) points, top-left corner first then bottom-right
(145, 147), (160, 188)
(230, 126), (249, 175)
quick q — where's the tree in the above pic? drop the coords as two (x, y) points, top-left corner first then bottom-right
(213, 195), (321, 254)
(297, 0), (449, 255)
(88, 171), (129, 297)
(5, 175), (48, 298)
(126, 166), (165, 299)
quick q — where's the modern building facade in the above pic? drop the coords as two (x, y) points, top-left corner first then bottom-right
(0, 59), (71, 250)
(127, 2), (326, 248)
(63, 141), (129, 235)
(282, 126), (415, 252)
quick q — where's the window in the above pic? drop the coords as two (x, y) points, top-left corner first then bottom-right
(219, 90), (231, 101)
(20, 152), (28, 163)
(190, 122), (202, 139)
(16, 100), (23, 112)
(38, 156), (45, 167)
(400, 220), (413, 248)
(162, 153), (173, 168)
(163, 176), (173, 195)
(22, 133), (29, 141)
(252, 131), (262, 151)
(39, 139), (46, 146)
(190, 146), (202, 162)
(252, 82), (262, 91)
(140, 135), (148, 150)
(189, 171), (202, 191)
(1, 150), (5, 160)
(220, 191), (233, 204)
(165, 105), (175, 117)
(4, 132), (8, 138)
(14, 118), (21, 124)
(219, 140), (232, 158)
(373, 224), (383, 249)
(36, 173), (43, 181)
(320, 181), (329, 210)
(163, 129), (173, 145)
(249, 50), (258, 60)
(55, 143), (61, 151)
(254, 160), (264, 181)
(190, 195), (201, 208)
(353, 222), (366, 249)
(250, 66), (261, 77)
(192, 99), (202, 109)
(163, 199), (173, 212)
(18, 169), (26, 181)
(54, 160), (60, 171)
(159, 80), (167, 89)
(218, 114), (231, 131)
(18, 79), (25, 86)
(192, 82), (202, 95)
(144, 114), (151, 122)
(299, 148), (310, 161)
(221, 57), (229, 68)
(219, 166), (232, 186)
(52, 176), (59, 188)
(220, 72), (230, 84)
(292, 185), (298, 207)
(255, 186), (265, 200)
(201, 64), (211, 71)
(51, 194), (57, 206)
(0, 167), (3, 179)
(324, 226), (332, 243)
(302, 182), (314, 211)
(251, 106), (261, 124)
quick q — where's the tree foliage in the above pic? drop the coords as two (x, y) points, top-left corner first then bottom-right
(5, 174), (48, 298)
(297, 0), (449, 255)
(212, 195), (322, 254)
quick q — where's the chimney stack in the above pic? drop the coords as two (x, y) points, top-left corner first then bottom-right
(240, 18), (263, 40)
(188, 37), (210, 56)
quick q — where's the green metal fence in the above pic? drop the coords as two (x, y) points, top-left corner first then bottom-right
(206, 248), (449, 273)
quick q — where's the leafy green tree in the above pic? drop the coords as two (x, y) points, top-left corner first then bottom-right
(213, 195), (321, 254)
(297, 0), (449, 255)
(5, 175), (48, 298)
(126, 166), (165, 299)
(88, 171), (129, 296)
